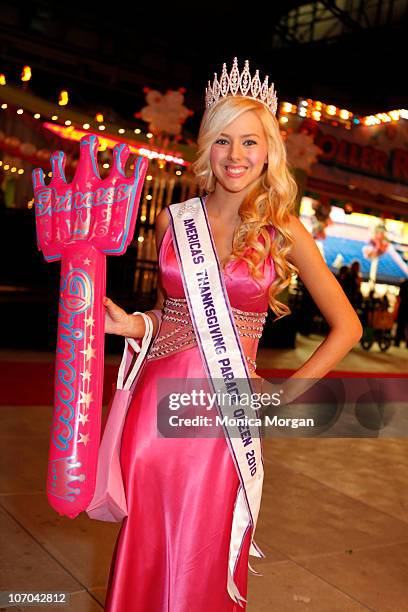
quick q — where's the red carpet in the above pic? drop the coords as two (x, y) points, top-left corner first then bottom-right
(0, 361), (117, 406)
(0, 361), (406, 406)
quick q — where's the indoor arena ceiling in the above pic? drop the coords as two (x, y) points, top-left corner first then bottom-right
(0, 0), (406, 138)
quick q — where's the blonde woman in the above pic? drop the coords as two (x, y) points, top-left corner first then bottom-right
(103, 59), (362, 611)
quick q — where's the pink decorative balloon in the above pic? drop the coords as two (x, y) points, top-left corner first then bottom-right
(32, 135), (148, 518)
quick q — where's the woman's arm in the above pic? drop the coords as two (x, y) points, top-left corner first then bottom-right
(285, 213), (363, 379)
(261, 214), (363, 404)
(104, 208), (169, 339)
(124, 207), (169, 338)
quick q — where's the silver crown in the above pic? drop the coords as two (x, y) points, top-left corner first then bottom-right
(205, 57), (278, 115)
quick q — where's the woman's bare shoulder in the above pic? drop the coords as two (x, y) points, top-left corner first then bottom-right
(156, 205), (171, 229)
(287, 213), (304, 231)
(285, 214), (312, 262)
(155, 206), (171, 256)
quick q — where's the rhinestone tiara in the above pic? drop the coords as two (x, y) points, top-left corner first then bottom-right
(205, 57), (278, 115)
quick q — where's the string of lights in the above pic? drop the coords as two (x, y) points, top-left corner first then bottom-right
(279, 99), (408, 129)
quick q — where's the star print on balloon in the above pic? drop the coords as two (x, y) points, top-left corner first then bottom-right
(135, 87), (193, 136)
(78, 412), (89, 426)
(32, 134), (148, 519)
(80, 369), (92, 383)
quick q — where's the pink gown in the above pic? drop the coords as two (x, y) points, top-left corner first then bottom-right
(104, 214), (276, 612)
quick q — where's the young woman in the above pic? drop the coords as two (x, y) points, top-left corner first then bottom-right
(103, 59), (362, 611)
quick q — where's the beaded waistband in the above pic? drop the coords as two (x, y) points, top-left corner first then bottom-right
(146, 297), (267, 372)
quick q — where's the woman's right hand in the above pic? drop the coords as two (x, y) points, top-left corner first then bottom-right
(103, 296), (132, 336)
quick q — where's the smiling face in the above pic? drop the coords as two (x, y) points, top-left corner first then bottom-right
(209, 109), (268, 196)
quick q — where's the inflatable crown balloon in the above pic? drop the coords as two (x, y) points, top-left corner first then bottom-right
(32, 135), (148, 518)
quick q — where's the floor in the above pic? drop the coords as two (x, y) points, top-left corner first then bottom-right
(1, 335), (407, 611)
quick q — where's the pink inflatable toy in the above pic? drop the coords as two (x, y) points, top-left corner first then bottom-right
(32, 134), (148, 518)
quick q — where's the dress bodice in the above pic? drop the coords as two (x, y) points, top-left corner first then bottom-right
(158, 208), (276, 313)
(147, 205), (277, 372)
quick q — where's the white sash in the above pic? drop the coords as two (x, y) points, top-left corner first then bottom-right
(168, 197), (265, 606)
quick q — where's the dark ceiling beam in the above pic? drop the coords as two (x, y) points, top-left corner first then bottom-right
(272, 22), (301, 46)
(319, 0), (365, 30)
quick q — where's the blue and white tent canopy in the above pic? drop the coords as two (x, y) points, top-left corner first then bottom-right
(319, 236), (408, 285)
(301, 215), (408, 285)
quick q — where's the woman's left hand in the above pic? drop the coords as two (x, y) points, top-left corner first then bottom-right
(249, 371), (262, 380)
(248, 370), (264, 393)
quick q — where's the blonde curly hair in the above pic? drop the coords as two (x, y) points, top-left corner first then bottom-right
(190, 96), (299, 320)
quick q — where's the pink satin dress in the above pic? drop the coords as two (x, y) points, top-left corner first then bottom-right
(104, 212), (276, 612)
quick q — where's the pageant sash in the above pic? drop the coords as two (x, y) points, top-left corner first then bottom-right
(168, 197), (266, 606)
